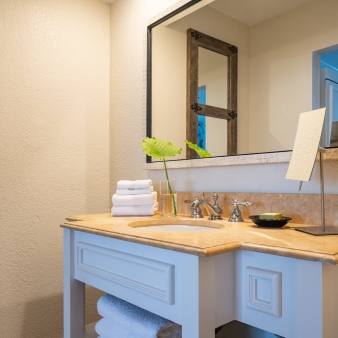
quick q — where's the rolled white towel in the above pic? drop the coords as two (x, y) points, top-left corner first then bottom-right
(97, 294), (182, 338)
(95, 318), (139, 338)
(112, 192), (157, 206)
(116, 186), (153, 195)
(117, 180), (152, 189)
(111, 203), (158, 217)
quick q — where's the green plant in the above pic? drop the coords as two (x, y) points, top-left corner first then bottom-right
(142, 137), (182, 215)
(185, 140), (212, 158)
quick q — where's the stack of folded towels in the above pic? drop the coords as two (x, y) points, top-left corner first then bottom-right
(111, 179), (158, 216)
(95, 294), (182, 338)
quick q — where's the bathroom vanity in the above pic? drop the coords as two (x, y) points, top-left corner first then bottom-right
(61, 214), (338, 338)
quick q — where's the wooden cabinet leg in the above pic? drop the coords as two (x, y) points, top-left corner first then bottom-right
(63, 229), (85, 338)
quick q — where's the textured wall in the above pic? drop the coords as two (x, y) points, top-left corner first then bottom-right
(0, 0), (110, 336)
(109, 0), (180, 193)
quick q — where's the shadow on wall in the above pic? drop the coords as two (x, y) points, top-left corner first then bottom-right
(20, 291), (63, 337)
(216, 321), (279, 338)
(20, 287), (104, 337)
(85, 287), (105, 326)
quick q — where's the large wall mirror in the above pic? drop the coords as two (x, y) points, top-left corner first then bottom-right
(147, 0), (338, 163)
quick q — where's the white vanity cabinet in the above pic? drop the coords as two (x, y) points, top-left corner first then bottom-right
(64, 229), (235, 338)
(63, 227), (338, 338)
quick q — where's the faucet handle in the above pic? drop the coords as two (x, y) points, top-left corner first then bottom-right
(233, 199), (252, 207)
(184, 197), (200, 204)
(184, 198), (204, 218)
(229, 199), (252, 222)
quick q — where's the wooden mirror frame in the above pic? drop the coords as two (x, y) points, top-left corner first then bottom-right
(186, 28), (238, 158)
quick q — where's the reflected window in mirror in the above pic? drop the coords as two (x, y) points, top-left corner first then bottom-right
(196, 85), (228, 157)
(187, 29), (237, 158)
(198, 48), (228, 109)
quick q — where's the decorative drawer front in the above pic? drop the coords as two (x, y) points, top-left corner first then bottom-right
(246, 266), (282, 317)
(76, 241), (175, 304)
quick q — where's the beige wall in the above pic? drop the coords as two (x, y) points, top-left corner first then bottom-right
(198, 48), (228, 109)
(249, 0), (338, 153)
(152, 25), (187, 159)
(0, 0), (110, 337)
(199, 48), (228, 156)
(109, 0), (180, 187)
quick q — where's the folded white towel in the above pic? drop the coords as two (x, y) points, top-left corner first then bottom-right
(96, 318), (139, 338)
(116, 186), (154, 195)
(117, 180), (152, 189)
(112, 192), (157, 206)
(111, 203), (158, 216)
(97, 294), (182, 338)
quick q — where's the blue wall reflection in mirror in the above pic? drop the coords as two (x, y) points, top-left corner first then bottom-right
(320, 49), (338, 146)
(198, 85), (206, 150)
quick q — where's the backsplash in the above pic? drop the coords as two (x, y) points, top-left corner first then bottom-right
(175, 192), (338, 226)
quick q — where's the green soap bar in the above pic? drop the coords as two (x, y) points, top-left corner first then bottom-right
(259, 213), (282, 220)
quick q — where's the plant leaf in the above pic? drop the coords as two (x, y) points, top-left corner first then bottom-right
(142, 137), (182, 160)
(185, 140), (212, 158)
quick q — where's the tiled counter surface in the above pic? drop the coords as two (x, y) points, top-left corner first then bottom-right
(61, 213), (338, 264)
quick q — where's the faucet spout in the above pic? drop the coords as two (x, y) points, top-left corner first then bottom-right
(197, 201), (223, 220)
(185, 194), (223, 220)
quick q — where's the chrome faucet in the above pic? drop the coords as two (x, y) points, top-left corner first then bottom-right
(184, 194), (223, 220)
(228, 199), (252, 222)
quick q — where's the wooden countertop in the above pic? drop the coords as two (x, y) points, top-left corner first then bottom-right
(61, 213), (338, 264)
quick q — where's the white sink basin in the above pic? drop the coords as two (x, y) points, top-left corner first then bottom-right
(128, 220), (223, 232)
(136, 224), (217, 232)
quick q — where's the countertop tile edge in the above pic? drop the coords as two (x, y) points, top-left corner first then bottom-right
(240, 242), (338, 264)
(61, 223), (209, 256)
(61, 223), (338, 264)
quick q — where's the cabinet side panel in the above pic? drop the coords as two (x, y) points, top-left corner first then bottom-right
(294, 259), (323, 338)
(214, 251), (235, 327)
(322, 264), (338, 338)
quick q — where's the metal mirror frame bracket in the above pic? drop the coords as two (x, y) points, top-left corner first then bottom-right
(187, 28), (238, 158)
